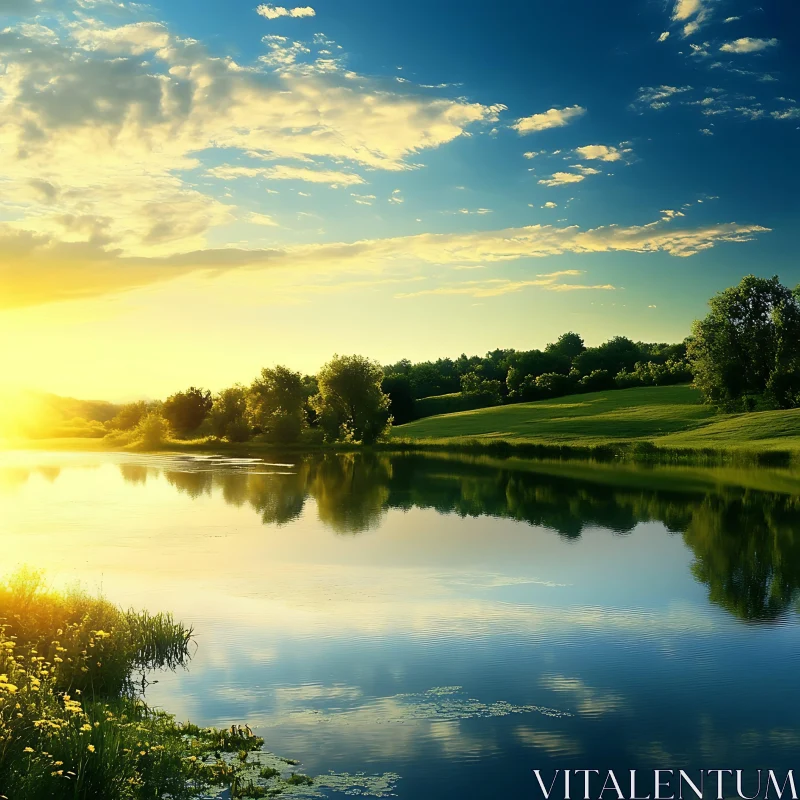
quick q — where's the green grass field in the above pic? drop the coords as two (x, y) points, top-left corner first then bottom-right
(394, 385), (800, 453)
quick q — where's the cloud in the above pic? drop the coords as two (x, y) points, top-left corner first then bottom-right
(538, 172), (585, 187)
(457, 208), (492, 215)
(396, 271), (616, 299)
(699, 127), (714, 135)
(247, 212), (279, 226)
(255, 4), (315, 20)
(658, 31), (670, 42)
(0, 216), (769, 309)
(571, 165), (602, 176)
(207, 165), (365, 186)
(523, 150), (546, 159)
(388, 189), (404, 204)
(351, 193), (376, 206)
(574, 144), (624, 162)
(772, 108), (800, 120)
(634, 85), (693, 110)
(720, 37), (779, 54)
(71, 21), (170, 54)
(542, 202), (557, 209)
(672, 0), (713, 37)
(0, 16), (501, 265)
(512, 105), (586, 134)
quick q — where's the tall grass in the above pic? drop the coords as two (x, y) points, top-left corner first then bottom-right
(0, 570), (264, 800)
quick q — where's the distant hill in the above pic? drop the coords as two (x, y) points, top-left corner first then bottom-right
(0, 390), (120, 439)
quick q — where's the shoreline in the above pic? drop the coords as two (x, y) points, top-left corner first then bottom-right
(3, 434), (798, 468)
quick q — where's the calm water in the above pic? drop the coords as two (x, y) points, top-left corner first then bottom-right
(2, 450), (800, 798)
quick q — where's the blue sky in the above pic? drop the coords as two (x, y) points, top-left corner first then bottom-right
(0, 0), (797, 398)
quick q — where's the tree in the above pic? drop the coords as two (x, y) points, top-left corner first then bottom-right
(106, 401), (149, 432)
(546, 331), (586, 361)
(208, 385), (251, 442)
(460, 370), (502, 406)
(688, 275), (800, 410)
(311, 355), (392, 443)
(248, 366), (307, 443)
(575, 336), (642, 377)
(162, 387), (212, 436)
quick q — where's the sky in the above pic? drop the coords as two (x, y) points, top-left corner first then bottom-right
(0, 0), (798, 401)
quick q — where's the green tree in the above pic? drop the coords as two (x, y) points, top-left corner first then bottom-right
(546, 331), (586, 361)
(208, 385), (251, 442)
(162, 387), (212, 437)
(248, 366), (307, 443)
(460, 370), (503, 405)
(311, 355), (391, 443)
(688, 275), (800, 410)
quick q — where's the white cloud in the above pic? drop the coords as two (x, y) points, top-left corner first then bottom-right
(542, 202), (557, 209)
(523, 150), (546, 159)
(351, 193), (376, 206)
(699, 127), (714, 135)
(724, 16), (740, 23)
(458, 208), (492, 215)
(538, 172), (585, 187)
(512, 105), (586, 134)
(658, 32), (670, 42)
(574, 144), (623, 162)
(388, 189), (404, 205)
(255, 4), (315, 20)
(720, 37), (779, 54)
(207, 165), (365, 186)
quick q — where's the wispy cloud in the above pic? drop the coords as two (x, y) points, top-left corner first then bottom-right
(396, 271), (615, 299)
(720, 37), (779, 54)
(512, 106), (586, 134)
(633, 85), (693, 111)
(255, 4), (315, 20)
(207, 165), (365, 187)
(0, 216), (769, 309)
(388, 189), (404, 205)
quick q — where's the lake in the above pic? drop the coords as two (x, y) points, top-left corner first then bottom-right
(1, 449), (799, 799)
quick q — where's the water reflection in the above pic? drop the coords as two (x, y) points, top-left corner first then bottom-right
(119, 452), (800, 623)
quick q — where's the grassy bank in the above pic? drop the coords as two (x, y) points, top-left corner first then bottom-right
(391, 385), (800, 462)
(0, 571), (317, 800)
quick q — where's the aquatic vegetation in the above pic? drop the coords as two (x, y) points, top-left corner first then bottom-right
(0, 571), (403, 799)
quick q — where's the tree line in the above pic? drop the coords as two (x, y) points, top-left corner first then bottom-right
(101, 274), (800, 446)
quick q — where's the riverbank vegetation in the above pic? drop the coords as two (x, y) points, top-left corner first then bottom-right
(1, 276), (798, 453)
(0, 571), (313, 800)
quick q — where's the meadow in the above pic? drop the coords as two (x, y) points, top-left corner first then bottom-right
(392, 385), (800, 456)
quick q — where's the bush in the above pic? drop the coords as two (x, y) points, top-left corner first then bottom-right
(535, 372), (577, 398)
(579, 370), (615, 392)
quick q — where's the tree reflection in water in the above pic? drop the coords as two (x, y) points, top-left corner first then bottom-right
(133, 453), (800, 623)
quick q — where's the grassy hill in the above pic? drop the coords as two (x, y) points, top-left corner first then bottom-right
(393, 385), (800, 453)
